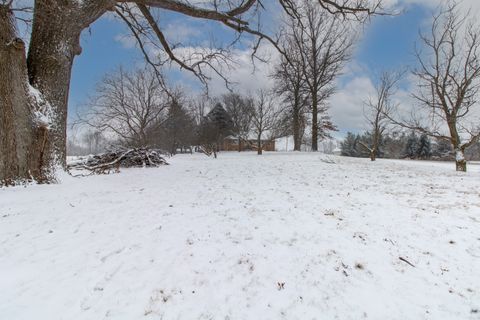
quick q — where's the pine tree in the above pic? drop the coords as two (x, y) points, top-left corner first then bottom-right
(383, 132), (407, 159)
(357, 131), (386, 159)
(164, 99), (195, 154)
(198, 103), (234, 153)
(416, 134), (432, 159)
(433, 138), (453, 159)
(206, 103), (234, 136)
(404, 132), (419, 159)
(341, 132), (359, 157)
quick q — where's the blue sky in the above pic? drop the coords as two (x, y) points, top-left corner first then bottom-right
(69, 17), (142, 112)
(68, 2), (433, 135)
(355, 4), (428, 73)
(329, 3), (431, 136)
(69, 9), (253, 112)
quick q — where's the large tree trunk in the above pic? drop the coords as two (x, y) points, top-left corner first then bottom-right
(311, 91), (318, 152)
(370, 136), (378, 161)
(455, 148), (467, 172)
(448, 120), (467, 172)
(1, 0), (105, 185)
(27, 0), (84, 168)
(0, 4), (51, 185)
(257, 137), (263, 155)
(293, 96), (301, 151)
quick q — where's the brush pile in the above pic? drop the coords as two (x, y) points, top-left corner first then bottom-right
(68, 147), (168, 174)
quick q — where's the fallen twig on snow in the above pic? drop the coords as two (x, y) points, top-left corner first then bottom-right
(399, 256), (416, 267)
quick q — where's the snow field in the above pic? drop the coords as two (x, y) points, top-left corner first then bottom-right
(1, 152), (479, 319)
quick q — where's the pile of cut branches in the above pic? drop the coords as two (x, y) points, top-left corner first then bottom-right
(68, 147), (168, 175)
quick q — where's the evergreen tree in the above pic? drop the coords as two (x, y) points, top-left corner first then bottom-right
(404, 132), (419, 158)
(206, 103), (234, 136)
(432, 138), (453, 159)
(465, 141), (480, 161)
(341, 132), (360, 157)
(383, 132), (407, 159)
(357, 131), (386, 159)
(416, 134), (432, 159)
(197, 103), (234, 152)
(164, 99), (196, 154)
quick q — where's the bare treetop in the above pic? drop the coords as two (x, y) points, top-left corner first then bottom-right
(361, 70), (403, 161)
(391, 2), (480, 171)
(78, 66), (170, 147)
(9, 0), (384, 88)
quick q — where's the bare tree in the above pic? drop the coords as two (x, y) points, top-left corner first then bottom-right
(288, 1), (356, 151)
(360, 70), (403, 161)
(79, 66), (169, 147)
(273, 41), (309, 151)
(0, 0), (383, 184)
(190, 94), (211, 127)
(83, 130), (106, 154)
(249, 90), (283, 155)
(222, 93), (254, 151)
(394, 3), (480, 171)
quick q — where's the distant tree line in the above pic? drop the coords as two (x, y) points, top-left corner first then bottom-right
(67, 1), (480, 173)
(341, 131), (480, 161)
(71, 69), (287, 156)
(69, 2), (362, 159)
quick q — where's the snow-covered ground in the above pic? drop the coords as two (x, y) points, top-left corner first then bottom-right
(1, 152), (479, 320)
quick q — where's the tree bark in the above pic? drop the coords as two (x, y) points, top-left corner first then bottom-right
(293, 96), (301, 151)
(371, 135), (378, 161)
(27, 0), (85, 168)
(257, 137), (263, 155)
(456, 160), (467, 172)
(0, 4), (51, 185)
(448, 119), (468, 172)
(455, 149), (467, 172)
(311, 91), (318, 151)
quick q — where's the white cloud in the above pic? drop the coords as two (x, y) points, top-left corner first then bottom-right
(329, 76), (376, 134)
(393, 0), (480, 12)
(207, 45), (278, 96)
(163, 21), (201, 43)
(114, 33), (137, 49)
(169, 41), (279, 97)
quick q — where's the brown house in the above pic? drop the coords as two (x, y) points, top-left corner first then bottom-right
(220, 136), (275, 152)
